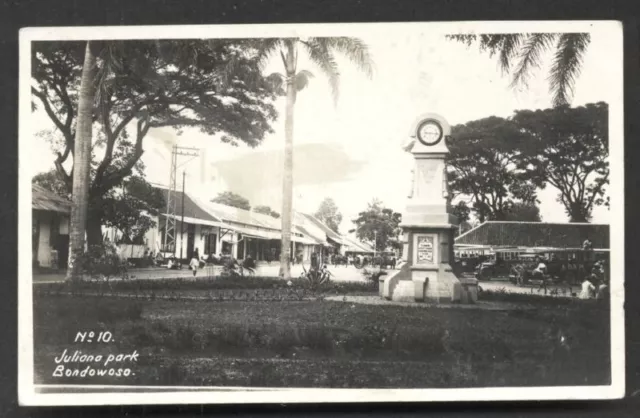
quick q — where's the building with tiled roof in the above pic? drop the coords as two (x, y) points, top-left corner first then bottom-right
(32, 184), (71, 269)
(454, 221), (609, 257)
(143, 186), (348, 262)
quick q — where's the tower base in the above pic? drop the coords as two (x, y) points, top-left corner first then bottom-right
(380, 226), (478, 304)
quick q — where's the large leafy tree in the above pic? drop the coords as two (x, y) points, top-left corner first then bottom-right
(513, 102), (609, 222)
(351, 199), (402, 252)
(257, 37), (374, 279)
(32, 169), (70, 198)
(253, 205), (280, 218)
(101, 176), (166, 244)
(447, 116), (541, 222)
(447, 33), (590, 107)
(314, 197), (342, 233)
(211, 191), (251, 211)
(451, 201), (471, 223)
(503, 202), (542, 222)
(32, 39), (279, 252)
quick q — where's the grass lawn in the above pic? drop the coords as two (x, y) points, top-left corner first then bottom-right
(32, 281), (611, 389)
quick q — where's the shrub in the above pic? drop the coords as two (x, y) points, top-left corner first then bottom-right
(299, 265), (331, 291)
(76, 243), (129, 282)
(360, 268), (388, 285)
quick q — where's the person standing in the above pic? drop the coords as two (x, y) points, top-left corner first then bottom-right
(189, 253), (200, 277)
(596, 276), (609, 300)
(579, 277), (595, 299)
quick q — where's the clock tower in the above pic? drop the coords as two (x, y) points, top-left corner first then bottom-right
(380, 113), (478, 304)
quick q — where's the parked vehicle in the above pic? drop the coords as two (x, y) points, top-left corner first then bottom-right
(474, 258), (504, 281)
(508, 249), (608, 287)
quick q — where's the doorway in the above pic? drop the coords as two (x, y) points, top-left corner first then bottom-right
(57, 235), (69, 269)
(186, 224), (195, 260)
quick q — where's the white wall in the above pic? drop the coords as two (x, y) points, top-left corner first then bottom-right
(36, 215), (52, 267)
(35, 212), (69, 268)
(147, 219), (220, 259)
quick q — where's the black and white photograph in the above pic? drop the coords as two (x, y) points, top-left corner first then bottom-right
(18, 21), (624, 405)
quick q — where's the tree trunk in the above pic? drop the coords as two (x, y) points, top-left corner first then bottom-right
(86, 207), (104, 247)
(279, 42), (297, 279)
(65, 42), (97, 281)
(568, 201), (590, 223)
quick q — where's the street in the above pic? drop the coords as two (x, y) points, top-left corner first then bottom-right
(32, 263), (372, 284)
(33, 265), (580, 297)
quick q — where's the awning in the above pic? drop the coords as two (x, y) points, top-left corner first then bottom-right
(161, 214), (225, 228)
(327, 236), (348, 246)
(292, 235), (320, 245)
(230, 225), (281, 240)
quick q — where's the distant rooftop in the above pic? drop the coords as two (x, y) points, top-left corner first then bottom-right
(32, 184), (71, 214)
(455, 221), (610, 249)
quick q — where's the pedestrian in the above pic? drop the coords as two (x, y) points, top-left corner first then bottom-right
(189, 254), (199, 277)
(579, 276), (595, 299)
(532, 257), (547, 279)
(596, 276), (609, 300)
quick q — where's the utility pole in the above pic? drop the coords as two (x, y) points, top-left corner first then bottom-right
(162, 146), (199, 257)
(179, 170), (186, 261)
(373, 230), (377, 265)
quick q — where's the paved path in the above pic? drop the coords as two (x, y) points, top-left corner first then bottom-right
(33, 264), (374, 284)
(478, 280), (580, 297)
(324, 295), (532, 310)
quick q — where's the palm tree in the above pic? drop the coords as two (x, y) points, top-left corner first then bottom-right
(65, 41), (98, 281)
(258, 38), (374, 279)
(447, 33), (591, 107)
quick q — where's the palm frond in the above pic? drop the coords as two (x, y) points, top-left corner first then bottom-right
(319, 37), (375, 79)
(295, 69), (315, 91)
(266, 72), (286, 93)
(256, 38), (287, 71)
(510, 33), (557, 88)
(300, 39), (340, 103)
(447, 34), (524, 75)
(496, 34), (525, 74)
(548, 33), (590, 106)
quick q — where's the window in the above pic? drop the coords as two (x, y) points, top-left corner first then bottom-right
(204, 234), (217, 255)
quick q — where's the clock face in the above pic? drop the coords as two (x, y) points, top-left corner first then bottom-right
(417, 120), (443, 146)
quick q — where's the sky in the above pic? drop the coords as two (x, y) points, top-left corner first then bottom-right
(29, 26), (619, 234)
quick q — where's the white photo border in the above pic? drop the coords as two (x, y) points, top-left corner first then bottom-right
(18, 20), (625, 406)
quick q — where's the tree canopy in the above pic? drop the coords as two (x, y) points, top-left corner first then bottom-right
(503, 202), (542, 222)
(513, 102), (609, 222)
(448, 102), (608, 224)
(212, 191), (251, 211)
(253, 205), (280, 219)
(447, 116), (542, 222)
(32, 169), (70, 198)
(351, 199), (402, 251)
(314, 197), (343, 233)
(32, 39), (280, 244)
(101, 176), (166, 244)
